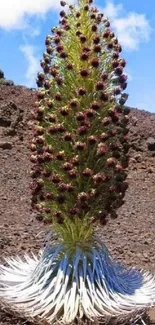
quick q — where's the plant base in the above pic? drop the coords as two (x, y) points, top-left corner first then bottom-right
(0, 239), (155, 324)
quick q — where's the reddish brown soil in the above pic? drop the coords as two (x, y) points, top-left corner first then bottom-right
(0, 84), (155, 325)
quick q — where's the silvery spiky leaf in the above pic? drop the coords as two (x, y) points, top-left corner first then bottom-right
(0, 239), (155, 324)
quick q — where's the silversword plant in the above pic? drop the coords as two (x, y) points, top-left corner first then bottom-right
(0, 0), (155, 324)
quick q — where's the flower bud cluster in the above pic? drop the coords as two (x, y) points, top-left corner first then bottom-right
(31, 0), (130, 225)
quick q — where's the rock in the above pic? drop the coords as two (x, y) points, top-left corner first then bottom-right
(134, 154), (142, 163)
(144, 240), (149, 245)
(35, 213), (44, 221)
(0, 69), (4, 79)
(131, 116), (138, 126)
(2, 79), (14, 86)
(147, 167), (154, 173)
(117, 247), (124, 254)
(131, 143), (141, 151)
(140, 162), (147, 169)
(147, 137), (155, 151)
(0, 141), (12, 149)
(5, 128), (16, 136)
(19, 134), (24, 141)
(0, 101), (23, 132)
(0, 78), (14, 86)
(130, 157), (137, 164)
(0, 116), (11, 128)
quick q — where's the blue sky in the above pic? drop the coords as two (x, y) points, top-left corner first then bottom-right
(0, 0), (155, 113)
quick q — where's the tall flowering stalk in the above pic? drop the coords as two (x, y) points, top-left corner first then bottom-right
(31, 0), (129, 228)
(0, 0), (155, 324)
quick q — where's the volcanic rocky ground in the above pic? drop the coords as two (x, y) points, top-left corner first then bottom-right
(0, 84), (155, 325)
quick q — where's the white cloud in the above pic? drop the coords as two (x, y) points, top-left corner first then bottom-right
(0, 0), (75, 30)
(103, 2), (123, 19)
(4, 0), (150, 88)
(28, 26), (41, 37)
(0, 0), (151, 51)
(20, 44), (40, 87)
(103, 1), (151, 50)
